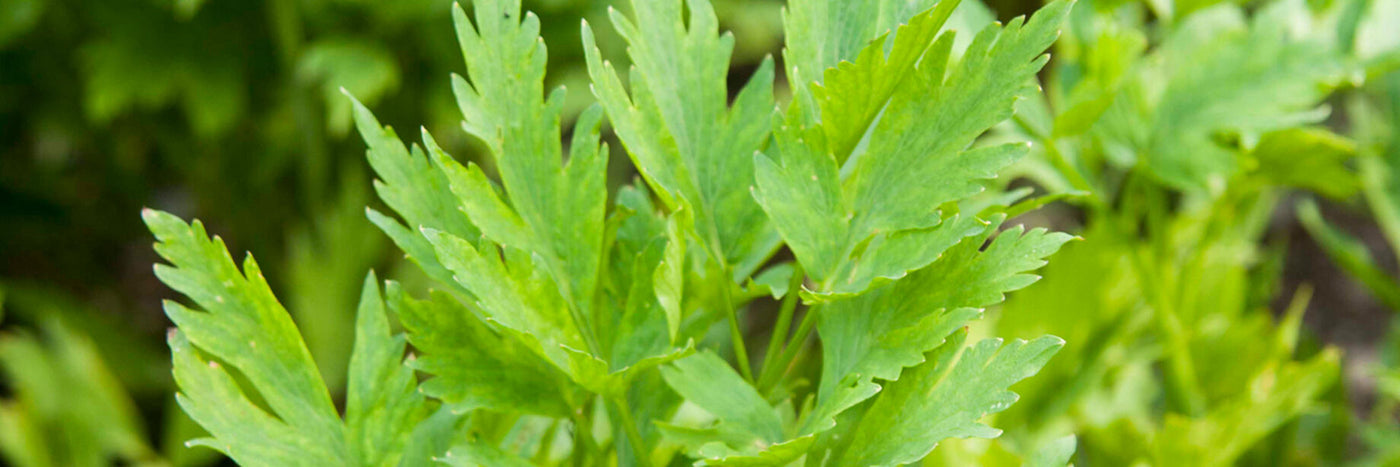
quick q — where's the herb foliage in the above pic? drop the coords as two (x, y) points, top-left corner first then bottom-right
(144, 0), (1079, 464)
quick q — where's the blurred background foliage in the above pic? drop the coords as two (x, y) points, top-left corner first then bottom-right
(2, 0), (1400, 465)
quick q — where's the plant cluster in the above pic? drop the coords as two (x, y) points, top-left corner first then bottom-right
(143, 0), (1086, 464)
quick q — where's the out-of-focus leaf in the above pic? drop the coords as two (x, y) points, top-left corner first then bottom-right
(1249, 128), (1358, 199)
(299, 39), (400, 135)
(0, 320), (157, 466)
(1151, 351), (1340, 466)
(1136, 2), (1345, 190)
(287, 171), (384, 392)
(1024, 435), (1077, 467)
(439, 440), (535, 467)
(81, 20), (246, 137)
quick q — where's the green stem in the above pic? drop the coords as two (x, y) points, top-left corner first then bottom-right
(533, 420), (560, 464)
(571, 401), (598, 466)
(1042, 137), (1101, 205)
(1119, 176), (1205, 416)
(761, 264), (805, 378)
(611, 397), (652, 467)
(718, 267), (755, 382)
(759, 303), (820, 391)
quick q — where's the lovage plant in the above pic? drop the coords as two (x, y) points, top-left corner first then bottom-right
(144, 0), (1077, 464)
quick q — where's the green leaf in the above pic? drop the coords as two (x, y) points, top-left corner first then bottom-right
(0, 320), (156, 466)
(841, 332), (1064, 466)
(420, 227), (590, 380)
(803, 0), (962, 163)
(0, 400), (48, 467)
(145, 209), (346, 463)
(655, 213), (688, 344)
(449, 0), (609, 316)
(1249, 128), (1358, 199)
(783, 0), (945, 110)
(1151, 351), (1340, 466)
(1024, 435), (1077, 467)
(1051, 22), (1146, 138)
(349, 95), (478, 292)
(399, 407), (472, 467)
(583, 0), (779, 280)
(1137, 3), (1347, 190)
(344, 274), (427, 466)
(287, 173), (384, 392)
(81, 20), (246, 137)
(439, 440), (536, 467)
(755, 1), (1072, 300)
(389, 284), (576, 417)
(299, 40), (400, 135)
(659, 351), (784, 454)
(0, 0), (43, 47)
(811, 225), (1073, 434)
(148, 210), (432, 465)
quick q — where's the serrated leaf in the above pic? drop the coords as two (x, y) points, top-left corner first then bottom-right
(421, 228), (587, 375)
(809, 225), (1072, 436)
(349, 95), (478, 292)
(449, 1), (609, 317)
(841, 332), (1064, 466)
(147, 211), (432, 465)
(145, 209), (346, 463)
(783, 0), (945, 111)
(583, 0), (779, 281)
(344, 274), (427, 466)
(804, 0), (962, 162)
(755, 1), (1072, 299)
